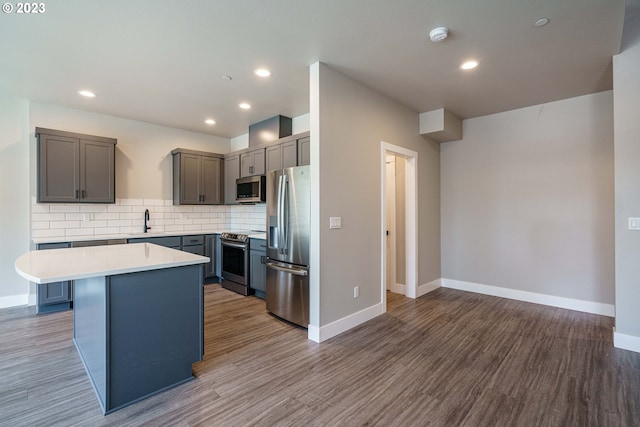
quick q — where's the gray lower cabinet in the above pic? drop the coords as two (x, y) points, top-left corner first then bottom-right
(127, 236), (181, 249)
(182, 235), (205, 256)
(36, 242), (72, 313)
(205, 234), (221, 279)
(249, 239), (267, 298)
(36, 128), (116, 203)
(130, 235), (213, 277)
(172, 149), (224, 205)
(224, 154), (240, 205)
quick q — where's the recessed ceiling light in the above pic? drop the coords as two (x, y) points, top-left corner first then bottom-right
(222, 75), (233, 81)
(78, 90), (96, 98)
(255, 68), (271, 77)
(204, 119), (216, 125)
(239, 103), (251, 110)
(460, 60), (478, 70)
(534, 18), (550, 27)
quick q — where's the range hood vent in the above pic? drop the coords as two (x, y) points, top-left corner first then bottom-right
(249, 115), (292, 147)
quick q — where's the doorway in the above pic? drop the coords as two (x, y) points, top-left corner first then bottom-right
(380, 142), (418, 309)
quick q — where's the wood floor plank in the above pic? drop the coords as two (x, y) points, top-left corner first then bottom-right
(0, 285), (639, 426)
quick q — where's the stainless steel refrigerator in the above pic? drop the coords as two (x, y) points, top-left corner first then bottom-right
(266, 165), (310, 327)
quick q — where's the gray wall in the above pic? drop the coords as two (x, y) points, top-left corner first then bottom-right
(613, 0), (640, 339)
(441, 91), (614, 304)
(0, 96), (30, 305)
(314, 63), (440, 326)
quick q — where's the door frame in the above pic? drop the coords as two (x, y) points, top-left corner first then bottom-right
(385, 154), (397, 292)
(380, 141), (418, 310)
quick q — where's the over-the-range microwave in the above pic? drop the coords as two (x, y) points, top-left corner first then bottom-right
(236, 175), (266, 204)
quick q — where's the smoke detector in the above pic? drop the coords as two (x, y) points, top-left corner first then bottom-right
(429, 27), (449, 43)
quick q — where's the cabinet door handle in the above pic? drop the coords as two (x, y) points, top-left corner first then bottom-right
(260, 255), (266, 264)
(75, 190), (79, 199)
(81, 190), (85, 199)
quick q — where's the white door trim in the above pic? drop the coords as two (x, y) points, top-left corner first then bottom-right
(381, 142), (418, 303)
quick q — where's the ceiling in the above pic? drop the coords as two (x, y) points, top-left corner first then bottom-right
(0, 0), (626, 139)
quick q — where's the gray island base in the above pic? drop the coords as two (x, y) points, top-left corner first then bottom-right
(15, 243), (208, 414)
(74, 265), (203, 414)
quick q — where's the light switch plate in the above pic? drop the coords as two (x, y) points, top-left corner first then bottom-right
(329, 217), (342, 229)
(629, 218), (640, 230)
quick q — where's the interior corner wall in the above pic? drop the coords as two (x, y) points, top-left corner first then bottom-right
(441, 91), (614, 305)
(316, 63), (440, 326)
(613, 2), (640, 340)
(29, 102), (230, 200)
(0, 96), (30, 306)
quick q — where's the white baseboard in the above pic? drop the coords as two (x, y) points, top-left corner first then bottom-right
(417, 278), (442, 298)
(0, 294), (29, 309)
(307, 302), (385, 343)
(441, 278), (615, 317)
(613, 328), (640, 353)
(389, 282), (406, 294)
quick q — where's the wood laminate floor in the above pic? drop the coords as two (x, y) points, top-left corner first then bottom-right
(1, 285), (639, 426)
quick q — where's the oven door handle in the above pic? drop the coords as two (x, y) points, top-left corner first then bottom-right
(221, 241), (247, 250)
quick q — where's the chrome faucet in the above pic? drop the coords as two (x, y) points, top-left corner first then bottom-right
(144, 209), (151, 233)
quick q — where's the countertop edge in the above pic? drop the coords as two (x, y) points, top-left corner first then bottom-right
(15, 243), (210, 284)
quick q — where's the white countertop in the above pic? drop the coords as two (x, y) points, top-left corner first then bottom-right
(15, 243), (209, 284)
(32, 230), (266, 245)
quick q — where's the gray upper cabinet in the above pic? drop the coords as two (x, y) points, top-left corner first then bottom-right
(267, 140), (298, 172)
(297, 136), (310, 166)
(266, 144), (282, 172)
(224, 154), (240, 205)
(37, 128), (116, 203)
(240, 148), (265, 177)
(172, 149), (224, 205)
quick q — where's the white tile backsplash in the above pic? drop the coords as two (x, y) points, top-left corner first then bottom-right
(31, 199), (266, 239)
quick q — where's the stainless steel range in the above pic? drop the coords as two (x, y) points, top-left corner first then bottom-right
(220, 232), (252, 296)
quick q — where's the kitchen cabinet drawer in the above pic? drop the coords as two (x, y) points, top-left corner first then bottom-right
(128, 236), (181, 248)
(182, 235), (204, 246)
(250, 238), (267, 250)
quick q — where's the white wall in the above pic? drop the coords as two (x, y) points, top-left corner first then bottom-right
(0, 96), (30, 306)
(441, 91), (614, 307)
(310, 63), (440, 336)
(613, 0), (640, 350)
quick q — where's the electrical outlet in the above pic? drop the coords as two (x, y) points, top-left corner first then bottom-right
(353, 286), (359, 298)
(629, 218), (640, 230)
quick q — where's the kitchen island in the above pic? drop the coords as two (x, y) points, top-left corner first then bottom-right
(15, 243), (209, 414)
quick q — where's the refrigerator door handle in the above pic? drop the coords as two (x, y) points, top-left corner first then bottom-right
(266, 261), (308, 277)
(282, 174), (289, 254)
(276, 174), (284, 250)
